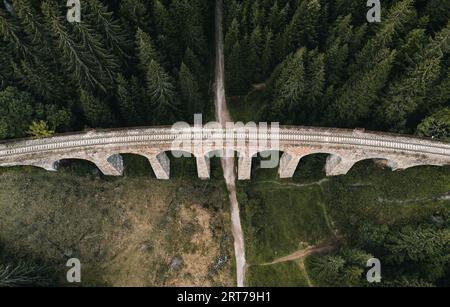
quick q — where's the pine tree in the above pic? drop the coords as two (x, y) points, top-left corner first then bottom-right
(330, 49), (396, 127)
(116, 73), (143, 126)
(0, 86), (34, 138)
(377, 23), (450, 130)
(268, 1), (289, 33)
(42, 1), (106, 91)
(0, 39), (15, 88)
(225, 18), (245, 93)
(261, 28), (273, 77)
(153, 0), (178, 62)
(287, 0), (322, 50)
(183, 47), (206, 88)
(136, 28), (160, 70)
(80, 90), (114, 127)
(350, 0), (416, 74)
(276, 49), (306, 110)
(225, 40), (244, 94)
(178, 62), (202, 119)
(84, 0), (132, 63)
(325, 15), (353, 87)
(417, 107), (450, 141)
(0, 7), (30, 57)
(72, 22), (120, 88)
(12, 0), (52, 51)
(146, 60), (179, 123)
(12, 59), (64, 100)
(303, 50), (325, 123)
(248, 25), (264, 82)
(119, 0), (151, 31)
(250, 0), (264, 30)
(170, 0), (208, 60)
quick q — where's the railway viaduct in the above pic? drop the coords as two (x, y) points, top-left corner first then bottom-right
(1, 126), (450, 180)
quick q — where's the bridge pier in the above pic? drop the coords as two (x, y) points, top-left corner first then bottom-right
(196, 156), (210, 179)
(94, 154), (124, 176)
(148, 152), (170, 180)
(31, 160), (59, 172)
(325, 154), (356, 176)
(238, 155), (253, 180)
(279, 152), (301, 178)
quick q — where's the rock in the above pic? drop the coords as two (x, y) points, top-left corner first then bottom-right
(170, 256), (184, 271)
(139, 243), (150, 252)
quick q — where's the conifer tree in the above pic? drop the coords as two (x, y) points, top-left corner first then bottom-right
(146, 60), (179, 123)
(116, 73), (143, 126)
(178, 62), (202, 119)
(0, 86), (34, 138)
(72, 21), (120, 88)
(119, 0), (151, 31)
(378, 23), (450, 130)
(286, 0), (322, 50)
(417, 107), (450, 141)
(261, 29), (273, 77)
(42, 1), (106, 91)
(248, 25), (264, 81)
(136, 28), (160, 70)
(80, 89), (114, 127)
(0, 7), (30, 57)
(12, 59), (64, 100)
(84, 0), (131, 63)
(12, 0), (52, 51)
(330, 49), (396, 127)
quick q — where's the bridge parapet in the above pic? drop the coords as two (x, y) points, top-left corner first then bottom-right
(0, 126), (449, 179)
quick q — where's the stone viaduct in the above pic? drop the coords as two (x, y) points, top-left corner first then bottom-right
(1, 126), (450, 180)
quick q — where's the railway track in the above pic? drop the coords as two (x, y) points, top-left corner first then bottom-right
(1, 127), (450, 159)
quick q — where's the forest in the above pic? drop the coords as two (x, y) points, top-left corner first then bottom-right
(0, 0), (449, 287)
(224, 0), (449, 136)
(0, 0), (448, 140)
(0, 0), (214, 139)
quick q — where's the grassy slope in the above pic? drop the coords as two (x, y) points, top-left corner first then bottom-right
(0, 158), (234, 287)
(239, 155), (450, 286)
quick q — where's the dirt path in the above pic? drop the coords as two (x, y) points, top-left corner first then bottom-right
(261, 239), (340, 266)
(214, 0), (247, 287)
(252, 178), (329, 188)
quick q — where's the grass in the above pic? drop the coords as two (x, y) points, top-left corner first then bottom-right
(239, 155), (334, 265)
(0, 159), (234, 287)
(247, 261), (310, 287)
(324, 161), (450, 232)
(227, 90), (268, 123)
(1, 151), (450, 286)
(239, 156), (450, 286)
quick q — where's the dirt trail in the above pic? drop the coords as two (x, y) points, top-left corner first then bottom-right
(214, 0), (247, 287)
(262, 239), (340, 266)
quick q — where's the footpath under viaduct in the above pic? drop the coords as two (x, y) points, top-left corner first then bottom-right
(1, 126), (450, 180)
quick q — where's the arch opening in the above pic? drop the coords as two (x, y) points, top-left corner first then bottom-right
(56, 159), (102, 177)
(252, 150), (284, 180)
(118, 153), (155, 178)
(168, 150), (198, 179)
(292, 153), (332, 181)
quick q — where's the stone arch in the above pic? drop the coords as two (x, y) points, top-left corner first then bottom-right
(113, 152), (156, 178)
(53, 153), (124, 176)
(166, 150), (198, 179)
(279, 149), (344, 178)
